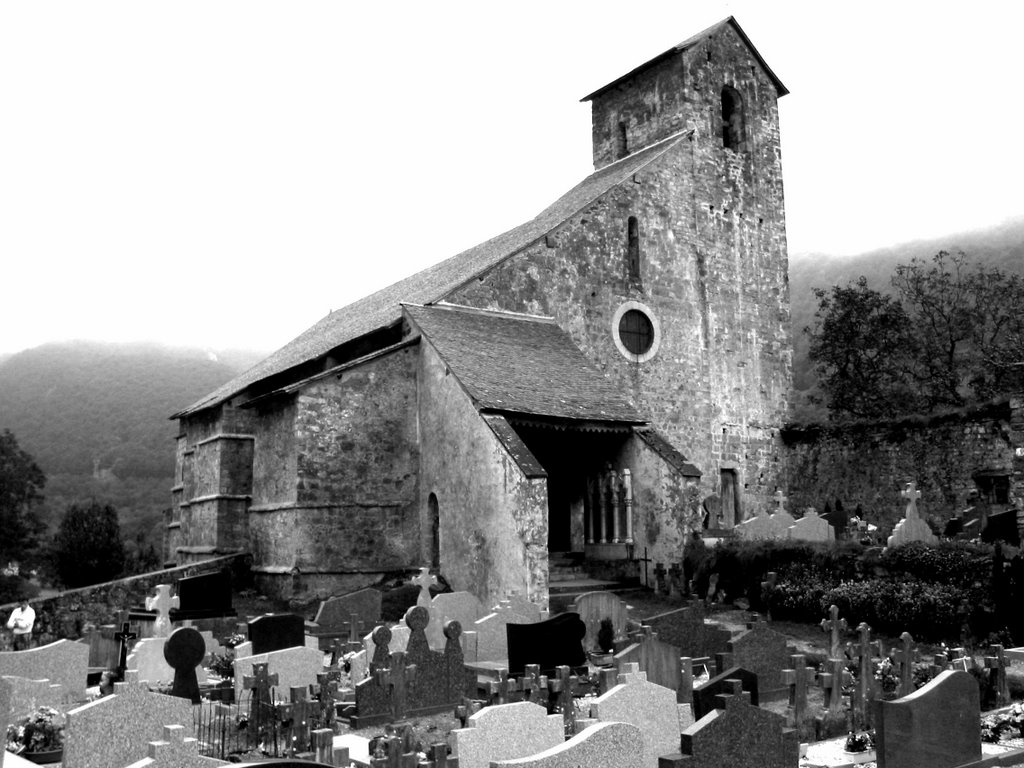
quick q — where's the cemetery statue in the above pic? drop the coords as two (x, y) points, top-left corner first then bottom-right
(6, 598), (35, 650)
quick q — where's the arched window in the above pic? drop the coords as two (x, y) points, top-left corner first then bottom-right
(721, 86), (744, 150)
(627, 216), (641, 285)
(428, 493), (440, 568)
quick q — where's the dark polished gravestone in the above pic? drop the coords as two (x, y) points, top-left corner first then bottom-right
(165, 626), (206, 704)
(506, 612), (587, 676)
(170, 569), (236, 621)
(249, 613), (306, 655)
(692, 665), (759, 720)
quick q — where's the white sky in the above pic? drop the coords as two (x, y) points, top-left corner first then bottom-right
(2, 1), (1022, 356)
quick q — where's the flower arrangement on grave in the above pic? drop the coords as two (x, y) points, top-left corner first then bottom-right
(208, 649), (236, 680)
(4, 706), (64, 756)
(981, 703), (1024, 743)
(873, 657), (899, 696)
(844, 730), (874, 753)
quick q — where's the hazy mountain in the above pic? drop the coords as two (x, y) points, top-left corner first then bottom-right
(0, 341), (263, 540)
(789, 216), (1024, 398)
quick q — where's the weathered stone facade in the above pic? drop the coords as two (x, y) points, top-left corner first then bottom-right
(782, 398), (1024, 533)
(169, 18), (793, 605)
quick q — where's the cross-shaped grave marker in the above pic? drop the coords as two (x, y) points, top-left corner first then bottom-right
(901, 481), (923, 519)
(848, 622), (877, 729)
(410, 567), (438, 609)
(668, 563), (683, 598)
(115, 620), (138, 677)
(818, 657), (851, 714)
(374, 650), (417, 721)
(243, 661), (279, 721)
(548, 664), (581, 735)
(486, 668), (520, 705)
(985, 644), (1010, 708)
(312, 671), (339, 730)
(895, 631), (918, 697)
(145, 584), (180, 638)
(653, 562), (668, 596)
(781, 653), (816, 726)
(519, 663), (548, 705)
(346, 612), (366, 653)
(287, 685), (314, 755)
(774, 488), (788, 513)
(820, 604), (847, 659)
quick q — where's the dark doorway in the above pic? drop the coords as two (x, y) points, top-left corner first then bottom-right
(428, 493), (440, 568)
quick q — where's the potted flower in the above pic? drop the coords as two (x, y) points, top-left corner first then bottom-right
(843, 730), (875, 763)
(5, 705), (65, 764)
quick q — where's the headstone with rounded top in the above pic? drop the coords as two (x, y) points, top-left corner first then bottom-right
(164, 627), (205, 704)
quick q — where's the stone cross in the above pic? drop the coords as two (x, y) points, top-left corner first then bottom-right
(781, 653), (816, 725)
(849, 622), (876, 729)
(519, 663), (548, 704)
(653, 562), (668, 596)
(820, 604), (847, 659)
(760, 572), (778, 621)
(312, 672), (339, 729)
(374, 651), (417, 721)
(486, 668), (520, 705)
(549, 665), (581, 734)
(243, 661), (279, 716)
(668, 563), (683, 598)
(115, 620), (138, 676)
(347, 613), (366, 653)
(895, 631), (918, 697)
(984, 645), (1010, 708)
(145, 584), (180, 639)
(410, 567), (438, 608)
(901, 482), (923, 519)
(597, 667), (619, 695)
(819, 657), (850, 713)
(288, 685), (313, 754)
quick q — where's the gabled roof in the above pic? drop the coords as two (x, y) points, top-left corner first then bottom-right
(174, 131), (690, 418)
(404, 303), (644, 424)
(581, 16), (788, 102)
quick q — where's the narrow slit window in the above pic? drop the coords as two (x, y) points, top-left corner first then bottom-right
(617, 122), (629, 159)
(721, 86), (744, 150)
(627, 216), (641, 285)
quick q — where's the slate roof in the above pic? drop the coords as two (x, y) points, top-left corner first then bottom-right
(580, 16), (788, 102)
(174, 131), (690, 418)
(404, 304), (644, 424)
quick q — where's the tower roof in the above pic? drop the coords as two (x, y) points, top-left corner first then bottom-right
(580, 16), (788, 102)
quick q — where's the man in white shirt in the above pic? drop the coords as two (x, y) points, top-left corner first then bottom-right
(6, 599), (35, 650)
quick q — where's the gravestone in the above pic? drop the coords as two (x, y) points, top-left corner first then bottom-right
(127, 638), (191, 687)
(614, 626), (685, 701)
(426, 591), (484, 650)
(506, 612), (586, 675)
(662, 682), (799, 768)
(314, 587), (383, 634)
(692, 666), (759, 720)
(165, 626), (206, 703)
(876, 670), (980, 768)
(364, 623), (411, 664)
(781, 654), (815, 725)
(642, 605), (732, 660)
(590, 663), (680, 768)
(789, 508), (834, 542)
(887, 481), (938, 548)
(0, 675), (64, 730)
(504, 591), (544, 623)
(490, 721), (643, 768)
(727, 619), (791, 700)
(232, 645), (324, 702)
(410, 567), (439, 608)
(451, 700), (563, 768)
(734, 508), (776, 541)
(145, 584), (179, 639)
(474, 603), (531, 662)
(0, 639), (90, 703)
(570, 591), (631, 653)
(64, 670), (193, 768)
(820, 605), (847, 659)
(170, 569), (235, 621)
(122, 723), (225, 768)
(248, 613), (305, 655)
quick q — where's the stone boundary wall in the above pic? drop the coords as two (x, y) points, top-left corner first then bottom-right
(782, 397), (1024, 533)
(0, 553), (251, 645)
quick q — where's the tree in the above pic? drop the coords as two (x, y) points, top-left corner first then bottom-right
(805, 277), (918, 418)
(52, 501), (126, 588)
(0, 429), (46, 568)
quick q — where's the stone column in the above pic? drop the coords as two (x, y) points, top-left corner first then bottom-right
(608, 468), (621, 543)
(622, 468), (634, 544)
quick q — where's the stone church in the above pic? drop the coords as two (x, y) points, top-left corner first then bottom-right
(167, 17), (792, 607)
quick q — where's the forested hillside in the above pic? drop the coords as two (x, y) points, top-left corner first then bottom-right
(0, 341), (262, 540)
(790, 216), (1024, 401)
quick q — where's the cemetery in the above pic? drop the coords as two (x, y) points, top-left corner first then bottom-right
(3, 479), (1024, 768)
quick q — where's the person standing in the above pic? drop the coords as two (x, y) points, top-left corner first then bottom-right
(7, 599), (35, 650)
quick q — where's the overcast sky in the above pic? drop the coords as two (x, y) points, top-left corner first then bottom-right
(2, 1), (1022, 357)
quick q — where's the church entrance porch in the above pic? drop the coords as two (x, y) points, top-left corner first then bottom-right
(505, 418), (633, 557)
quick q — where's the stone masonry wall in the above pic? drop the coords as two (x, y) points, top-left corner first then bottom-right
(247, 347), (421, 599)
(417, 337), (549, 608)
(782, 399), (1024, 533)
(451, 25), (790, 520)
